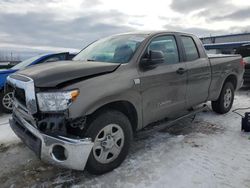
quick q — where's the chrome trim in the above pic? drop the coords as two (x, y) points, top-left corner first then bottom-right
(7, 74), (37, 114)
(11, 108), (94, 171)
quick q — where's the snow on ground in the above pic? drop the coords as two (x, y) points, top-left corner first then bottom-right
(0, 89), (250, 187)
(0, 113), (19, 146)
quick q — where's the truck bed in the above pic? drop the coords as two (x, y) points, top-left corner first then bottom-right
(207, 54), (240, 59)
(207, 53), (243, 101)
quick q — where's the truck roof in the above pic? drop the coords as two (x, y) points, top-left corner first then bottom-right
(113, 31), (194, 37)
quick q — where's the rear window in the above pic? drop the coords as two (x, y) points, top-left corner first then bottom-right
(181, 36), (199, 61)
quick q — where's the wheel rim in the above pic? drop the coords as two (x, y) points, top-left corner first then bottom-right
(93, 124), (124, 164)
(224, 88), (232, 108)
(2, 92), (14, 110)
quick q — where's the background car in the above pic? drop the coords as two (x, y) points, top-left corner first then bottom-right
(0, 52), (76, 113)
(243, 56), (250, 85)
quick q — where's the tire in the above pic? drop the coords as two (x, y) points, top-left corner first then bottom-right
(211, 82), (235, 114)
(0, 90), (14, 113)
(85, 110), (133, 175)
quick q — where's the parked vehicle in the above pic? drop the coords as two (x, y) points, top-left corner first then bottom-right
(0, 62), (15, 69)
(234, 44), (250, 85)
(0, 52), (75, 113)
(243, 56), (250, 85)
(7, 31), (244, 175)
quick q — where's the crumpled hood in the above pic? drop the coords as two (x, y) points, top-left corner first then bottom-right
(16, 61), (121, 87)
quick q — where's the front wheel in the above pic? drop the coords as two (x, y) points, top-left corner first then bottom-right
(211, 82), (235, 114)
(0, 90), (14, 113)
(85, 110), (133, 175)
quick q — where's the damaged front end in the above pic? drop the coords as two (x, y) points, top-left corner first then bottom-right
(7, 74), (93, 171)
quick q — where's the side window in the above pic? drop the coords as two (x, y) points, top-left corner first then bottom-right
(56, 54), (67, 60)
(181, 36), (199, 61)
(44, 54), (66, 63)
(44, 57), (60, 63)
(147, 35), (179, 64)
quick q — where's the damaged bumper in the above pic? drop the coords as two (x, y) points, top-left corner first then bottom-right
(9, 109), (94, 171)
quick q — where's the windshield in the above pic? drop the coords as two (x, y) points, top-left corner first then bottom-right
(73, 34), (147, 64)
(11, 54), (47, 70)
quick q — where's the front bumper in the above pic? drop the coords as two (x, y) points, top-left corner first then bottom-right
(10, 109), (94, 171)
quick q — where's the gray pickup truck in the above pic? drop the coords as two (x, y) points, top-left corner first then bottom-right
(7, 31), (244, 175)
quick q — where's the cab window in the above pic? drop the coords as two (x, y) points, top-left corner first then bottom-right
(147, 35), (179, 64)
(181, 36), (199, 61)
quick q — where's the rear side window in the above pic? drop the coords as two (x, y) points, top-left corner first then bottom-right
(181, 36), (199, 61)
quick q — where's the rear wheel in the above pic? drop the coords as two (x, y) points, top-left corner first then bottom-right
(85, 110), (133, 175)
(0, 90), (13, 113)
(211, 82), (234, 114)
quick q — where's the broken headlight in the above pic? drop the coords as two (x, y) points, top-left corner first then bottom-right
(37, 90), (79, 112)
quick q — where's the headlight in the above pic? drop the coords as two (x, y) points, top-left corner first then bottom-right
(37, 90), (79, 112)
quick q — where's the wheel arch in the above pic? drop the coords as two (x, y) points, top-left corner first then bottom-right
(211, 73), (238, 101)
(223, 74), (237, 90)
(86, 100), (139, 133)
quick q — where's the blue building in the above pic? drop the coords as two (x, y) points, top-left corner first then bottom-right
(200, 33), (250, 55)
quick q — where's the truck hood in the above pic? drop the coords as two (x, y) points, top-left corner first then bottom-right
(16, 61), (121, 88)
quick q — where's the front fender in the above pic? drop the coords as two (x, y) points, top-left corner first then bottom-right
(66, 68), (143, 129)
(84, 91), (142, 129)
(69, 85), (142, 129)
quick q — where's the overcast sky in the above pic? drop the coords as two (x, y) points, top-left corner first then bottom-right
(0, 0), (250, 55)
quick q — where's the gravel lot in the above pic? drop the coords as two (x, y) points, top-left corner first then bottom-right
(0, 89), (250, 188)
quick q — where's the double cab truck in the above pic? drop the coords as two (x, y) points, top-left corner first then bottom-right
(7, 31), (244, 175)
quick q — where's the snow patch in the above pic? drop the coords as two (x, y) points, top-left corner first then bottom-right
(0, 114), (20, 146)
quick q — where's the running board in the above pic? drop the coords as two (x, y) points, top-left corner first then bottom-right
(136, 104), (208, 139)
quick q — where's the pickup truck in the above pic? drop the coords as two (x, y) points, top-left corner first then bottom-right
(7, 31), (244, 175)
(0, 52), (75, 113)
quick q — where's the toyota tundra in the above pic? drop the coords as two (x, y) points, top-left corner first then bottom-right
(7, 31), (244, 174)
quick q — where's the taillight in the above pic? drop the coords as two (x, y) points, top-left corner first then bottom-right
(240, 58), (246, 67)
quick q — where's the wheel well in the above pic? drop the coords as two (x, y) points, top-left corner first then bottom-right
(87, 101), (138, 133)
(224, 75), (237, 89)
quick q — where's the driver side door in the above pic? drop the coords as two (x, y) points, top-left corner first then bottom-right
(139, 35), (188, 126)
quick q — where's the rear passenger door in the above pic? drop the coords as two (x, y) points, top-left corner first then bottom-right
(140, 35), (188, 125)
(180, 35), (211, 107)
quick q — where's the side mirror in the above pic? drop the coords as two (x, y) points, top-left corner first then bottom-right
(141, 50), (165, 69)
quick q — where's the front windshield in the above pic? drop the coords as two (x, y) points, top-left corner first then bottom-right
(73, 34), (147, 64)
(11, 54), (46, 70)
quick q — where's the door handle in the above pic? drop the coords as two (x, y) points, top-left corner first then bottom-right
(176, 68), (187, 75)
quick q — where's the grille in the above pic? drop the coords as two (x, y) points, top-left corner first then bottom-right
(7, 74), (37, 114)
(14, 87), (26, 107)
